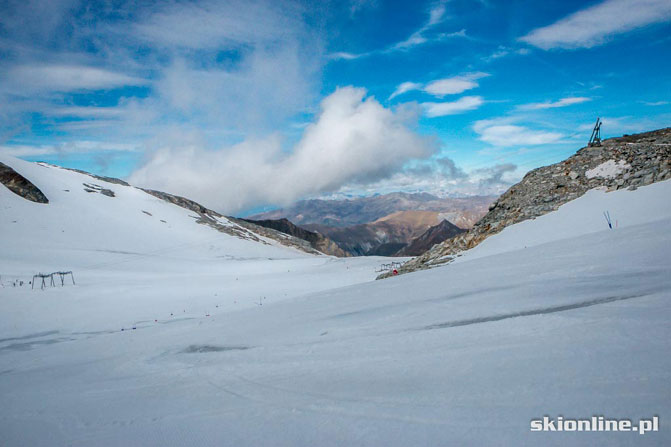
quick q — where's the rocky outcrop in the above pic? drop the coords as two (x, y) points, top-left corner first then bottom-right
(396, 219), (465, 256)
(83, 182), (115, 197)
(142, 188), (216, 216)
(0, 162), (49, 203)
(379, 127), (671, 279)
(141, 189), (328, 255)
(62, 167), (131, 187)
(240, 218), (350, 257)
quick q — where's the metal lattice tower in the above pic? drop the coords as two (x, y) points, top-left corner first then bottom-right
(588, 117), (602, 147)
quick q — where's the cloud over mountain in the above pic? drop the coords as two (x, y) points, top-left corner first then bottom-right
(129, 87), (437, 213)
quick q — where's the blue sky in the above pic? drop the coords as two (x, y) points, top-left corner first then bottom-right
(1, 0), (670, 214)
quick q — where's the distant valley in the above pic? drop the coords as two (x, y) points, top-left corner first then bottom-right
(248, 193), (494, 256)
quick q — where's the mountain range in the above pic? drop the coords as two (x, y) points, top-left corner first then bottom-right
(249, 192), (494, 229)
(249, 193), (494, 256)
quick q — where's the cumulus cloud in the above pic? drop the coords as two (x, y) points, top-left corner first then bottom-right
(474, 119), (563, 147)
(517, 96), (591, 110)
(519, 0), (671, 50)
(423, 96), (484, 117)
(332, 157), (518, 197)
(471, 163), (518, 187)
(129, 87), (438, 213)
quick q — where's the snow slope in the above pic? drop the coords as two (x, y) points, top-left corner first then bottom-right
(0, 155), (315, 272)
(1, 160), (670, 445)
(455, 181), (671, 263)
(0, 155), (388, 336)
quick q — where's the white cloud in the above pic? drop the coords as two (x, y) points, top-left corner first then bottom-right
(518, 96), (591, 110)
(392, 2), (447, 51)
(133, 0), (303, 50)
(1, 141), (139, 157)
(519, 0), (671, 50)
(577, 116), (671, 134)
(470, 163), (519, 189)
(476, 125), (562, 147)
(329, 1), (465, 60)
(129, 87), (438, 214)
(0, 0), (323, 143)
(4, 64), (146, 92)
(641, 101), (669, 106)
(46, 106), (126, 118)
(390, 72), (489, 100)
(389, 82), (423, 99)
(327, 51), (368, 60)
(483, 46), (530, 62)
(474, 119), (563, 147)
(424, 72), (489, 96)
(332, 158), (519, 197)
(423, 96), (484, 117)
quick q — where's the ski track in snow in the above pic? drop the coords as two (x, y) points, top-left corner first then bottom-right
(420, 291), (655, 331)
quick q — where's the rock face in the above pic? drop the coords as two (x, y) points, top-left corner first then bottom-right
(240, 218), (350, 257)
(0, 162), (49, 203)
(379, 127), (671, 279)
(142, 188), (215, 215)
(396, 219), (466, 256)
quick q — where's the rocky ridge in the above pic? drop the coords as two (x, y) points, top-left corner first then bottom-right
(140, 189), (328, 256)
(239, 218), (350, 257)
(0, 162), (49, 203)
(395, 219), (466, 256)
(379, 127), (671, 279)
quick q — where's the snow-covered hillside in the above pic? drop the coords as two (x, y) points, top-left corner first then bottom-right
(0, 155), (317, 272)
(1, 159), (670, 445)
(0, 154), (387, 337)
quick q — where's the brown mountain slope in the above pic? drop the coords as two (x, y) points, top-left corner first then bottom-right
(303, 210), (450, 256)
(396, 219), (466, 256)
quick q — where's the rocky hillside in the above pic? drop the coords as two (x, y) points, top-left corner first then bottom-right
(238, 218), (349, 257)
(250, 192), (494, 228)
(0, 162), (49, 203)
(380, 127), (671, 278)
(396, 219), (465, 256)
(139, 189), (334, 256)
